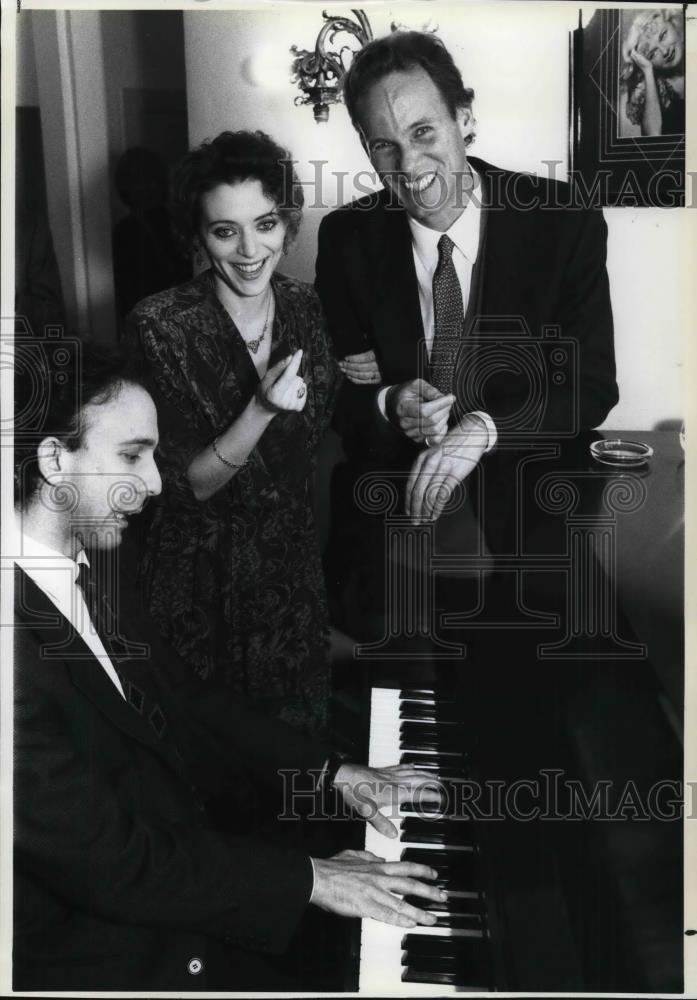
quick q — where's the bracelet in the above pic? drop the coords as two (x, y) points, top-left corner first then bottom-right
(211, 436), (245, 470)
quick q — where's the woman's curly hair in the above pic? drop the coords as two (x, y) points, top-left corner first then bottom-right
(170, 130), (304, 254)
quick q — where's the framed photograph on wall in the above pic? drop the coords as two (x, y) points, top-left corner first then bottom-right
(569, 7), (685, 207)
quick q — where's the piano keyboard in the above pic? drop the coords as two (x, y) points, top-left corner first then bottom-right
(359, 688), (494, 993)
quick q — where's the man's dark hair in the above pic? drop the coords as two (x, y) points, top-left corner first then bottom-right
(170, 130), (303, 254)
(343, 31), (475, 135)
(14, 340), (148, 508)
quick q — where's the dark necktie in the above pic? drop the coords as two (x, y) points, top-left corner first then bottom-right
(76, 560), (169, 740)
(430, 234), (464, 395)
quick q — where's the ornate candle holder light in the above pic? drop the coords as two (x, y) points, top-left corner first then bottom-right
(290, 9), (373, 123)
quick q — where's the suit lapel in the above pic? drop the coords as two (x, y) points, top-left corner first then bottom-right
(367, 201), (427, 382)
(469, 156), (537, 326)
(15, 568), (186, 774)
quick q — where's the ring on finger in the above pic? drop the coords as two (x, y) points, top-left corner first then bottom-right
(297, 383), (306, 399)
(424, 436), (431, 448)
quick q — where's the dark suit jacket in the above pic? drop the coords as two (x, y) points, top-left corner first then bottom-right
(13, 567), (328, 992)
(316, 156), (619, 466)
(315, 157), (619, 559)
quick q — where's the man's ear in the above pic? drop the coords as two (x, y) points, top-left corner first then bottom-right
(457, 106), (477, 146)
(36, 437), (66, 482)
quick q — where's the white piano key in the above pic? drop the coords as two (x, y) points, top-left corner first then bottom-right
(359, 689), (487, 994)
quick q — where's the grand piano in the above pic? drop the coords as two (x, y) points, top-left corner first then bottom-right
(331, 431), (684, 993)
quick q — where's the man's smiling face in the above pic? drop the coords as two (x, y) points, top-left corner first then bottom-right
(356, 65), (472, 232)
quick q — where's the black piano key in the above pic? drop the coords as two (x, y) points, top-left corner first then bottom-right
(401, 850), (476, 891)
(399, 751), (465, 767)
(401, 933), (464, 956)
(432, 913), (483, 930)
(399, 689), (455, 703)
(400, 740), (462, 756)
(400, 817), (474, 846)
(403, 955), (469, 972)
(399, 782), (472, 818)
(403, 968), (489, 988)
(401, 933), (489, 961)
(402, 846), (475, 867)
(400, 720), (466, 737)
(400, 713), (463, 727)
(401, 901), (481, 919)
(400, 800), (450, 816)
(402, 895), (483, 918)
(402, 947), (486, 969)
(401, 935), (491, 987)
(399, 704), (463, 723)
(399, 726), (466, 752)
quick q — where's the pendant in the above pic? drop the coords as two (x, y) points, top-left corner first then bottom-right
(247, 332), (264, 354)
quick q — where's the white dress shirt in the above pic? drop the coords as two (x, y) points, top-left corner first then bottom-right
(408, 176), (482, 355)
(15, 529), (126, 698)
(378, 167), (497, 450)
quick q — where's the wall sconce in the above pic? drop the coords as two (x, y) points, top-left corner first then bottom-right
(291, 9), (373, 123)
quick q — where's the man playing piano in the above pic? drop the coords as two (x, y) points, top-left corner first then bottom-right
(11, 341), (447, 992)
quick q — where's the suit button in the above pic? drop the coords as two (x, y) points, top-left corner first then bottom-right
(187, 957), (203, 975)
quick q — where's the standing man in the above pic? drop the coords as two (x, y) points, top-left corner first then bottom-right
(316, 31), (618, 623)
(11, 342), (445, 992)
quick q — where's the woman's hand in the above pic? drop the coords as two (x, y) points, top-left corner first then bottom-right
(339, 349), (382, 386)
(256, 349), (307, 414)
(630, 45), (654, 74)
(630, 45), (662, 135)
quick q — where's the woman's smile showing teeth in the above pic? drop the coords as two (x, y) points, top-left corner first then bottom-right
(198, 179), (287, 299)
(233, 258), (267, 279)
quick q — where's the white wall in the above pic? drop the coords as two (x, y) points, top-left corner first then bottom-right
(181, 2), (686, 430)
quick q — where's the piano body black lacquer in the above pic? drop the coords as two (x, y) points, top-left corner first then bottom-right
(339, 431), (684, 992)
(357, 681), (682, 994)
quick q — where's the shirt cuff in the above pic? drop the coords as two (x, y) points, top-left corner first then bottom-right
(379, 391), (496, 452)
(309, 856), (316, 901)
(469, 410), (497, 452)
(377, 385), (392, 421)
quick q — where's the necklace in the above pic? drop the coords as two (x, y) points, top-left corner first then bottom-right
(244, 291), (272, 355)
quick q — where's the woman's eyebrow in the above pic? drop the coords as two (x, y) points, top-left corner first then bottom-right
(206, 210), (278, 226)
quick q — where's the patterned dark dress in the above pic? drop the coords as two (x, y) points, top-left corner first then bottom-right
(126, 269), (339, 732)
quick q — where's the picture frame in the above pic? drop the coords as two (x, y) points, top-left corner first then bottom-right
(569, 7), (686, 207)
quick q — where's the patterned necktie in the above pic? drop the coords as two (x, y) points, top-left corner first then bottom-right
(76, 560), (169, 740)
(431, 234), (464, 395)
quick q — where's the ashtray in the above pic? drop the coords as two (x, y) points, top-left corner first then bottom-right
(590, 439), (653, 468)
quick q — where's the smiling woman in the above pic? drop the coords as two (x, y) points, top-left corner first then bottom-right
(620, 9), (685, 137)
(125, 130), (339, 733)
